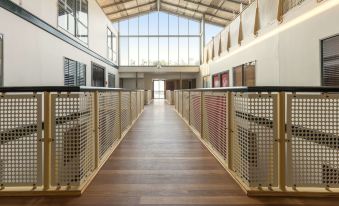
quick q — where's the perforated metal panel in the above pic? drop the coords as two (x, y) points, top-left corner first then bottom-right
(183, 91), (190, 122)
(51, 93), (95, 187)
(203, 92), (228, 161)
(131, 92), (137, 122)
(0, 94), (42, 187)
(190, 91), (201, 135)
(98, 92), (120, 160)
(141, 91), (144, 110)
(174, 91), (179, 111)
(287, 94), (339, 188)
(178, 91), (183, 115)
(137, 91), (141, 116)
(121, 92), (131, 135)
(232, 93), (278, 187)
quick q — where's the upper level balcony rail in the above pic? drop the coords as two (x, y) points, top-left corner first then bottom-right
(171, 86), (339, 197)
(0, 86), (148, 196)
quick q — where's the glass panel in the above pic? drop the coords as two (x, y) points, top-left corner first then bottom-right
(129, 16), (138, 35)
(139, 37), (149, 66)
(119, 19), (129, 35)
(139, 14), (149, 35)
(149, 12), (158, 35)
(189, 37), (200, 65)
(149, 37), (158, 65)
(120, 37), (129, 65)
(169, 37), (178, 65)
(169, 14), (178, 35)
(159, 37), (168, 65)
(129, 37), (138, 66)
(189, 19), (199, 35)
(58, 4), (68, 31)
(179, 17), (188, 35)
(205, 23), (223, 44)
(76, 21), (88, 43)
(159, 12), (168, 35)
(179, 37), (188, 65)
(76, 0), (88, 25)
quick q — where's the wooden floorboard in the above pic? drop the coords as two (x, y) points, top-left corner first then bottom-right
(1, 99), (339, 205)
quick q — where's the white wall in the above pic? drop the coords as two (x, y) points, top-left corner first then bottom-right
(202, 0), (339, 87)
(0, 0), (119, 87)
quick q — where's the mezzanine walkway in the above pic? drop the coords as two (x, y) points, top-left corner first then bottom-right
(1, 99), (339, 205)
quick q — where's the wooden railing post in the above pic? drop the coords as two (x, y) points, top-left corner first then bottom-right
(94, 91), (100, 168)
(43, 92), (52, 190)
(227, 92), (233, 170)
(188, 91), (191, 125)
(278, 92), (286, 191)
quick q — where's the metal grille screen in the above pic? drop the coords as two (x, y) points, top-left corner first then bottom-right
(98, 92), (120, 160)
(203, 92), (228, 161)
(287, 94), (339, 188)
(232, 93), (278, 187)
(189, 91), (201, 135)
(0, 95), (42, 187)
(51, 93), (95, 186)
(120, 92), (131, 135)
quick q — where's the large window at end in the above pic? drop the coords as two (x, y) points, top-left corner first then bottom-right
(322, 35), (339, 86)
(64, 58), (86, 86)
(58, 0), (88, 44)
(116, 11), (201, 67)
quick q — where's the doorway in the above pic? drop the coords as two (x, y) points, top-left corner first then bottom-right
(153, 80), (165, 99)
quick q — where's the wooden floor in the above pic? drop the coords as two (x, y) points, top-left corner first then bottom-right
(2, 99), (339, 205)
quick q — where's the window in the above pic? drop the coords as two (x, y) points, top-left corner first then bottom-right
(107, 28), (113, 61)
(92, 63), (105, 87)
(212, 74), (220, 88)
(0, 34), (3, 86)
(58, 0), (88, 44)
(116, 11), (201, 66)
(322, 35), (339, 86)
(108, 73), (116, 88)
(203, 76), (210, 88)
(221, 71), (230, 87)
(64, 57), (86, 86)
(233, 62), (256, 86)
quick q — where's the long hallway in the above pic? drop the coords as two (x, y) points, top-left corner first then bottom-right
(1, 100), (339, 205)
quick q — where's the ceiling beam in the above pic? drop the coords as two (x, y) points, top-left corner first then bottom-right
(106, 1), (156, 16)
(157, 0), (160, 11)
(161, 1), (231, 22)
(101, 0), (135, 9)
(180, 0), (239, 14)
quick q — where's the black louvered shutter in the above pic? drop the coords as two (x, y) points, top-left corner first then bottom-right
(64, 58), (77, 86)
(322, 35), (339, 86)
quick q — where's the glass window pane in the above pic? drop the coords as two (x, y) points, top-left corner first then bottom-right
(179, 37), (188, 65)
(159, 12), (168, 35)
(119, 20), (128, 35)
(169, 37), (178, 65)
(139, 14), (148, 35)
(129, 16), (138, 35)
(149, 12), (158, 35)
(189, 19), (199, 35)
(129, 37), (138, 66)
(189, 37), (200, 65)
(169, 14), (178, 35)
(58, 5), (68, 30)
(149, 37), (158, 65)
(179, 17), (188, 35)
(139, 37), (148, 66)
(77, 0), (88, 25)
(205, 23), (223, 44)
(76, 21), (88, 43)
(159, 37), (168, 65)
(120, 37), (129, 65)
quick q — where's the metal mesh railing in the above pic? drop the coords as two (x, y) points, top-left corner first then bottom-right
(0, 94), (42, 187)
(131, 92), (137, 122)
(174, 88), (339, 196)
(183, 91), (190, 122)
(203, 92), (228, 162)
(121, 92), (131, 135)
(137, 91), (141, 116)
(51, 93), (95, 187)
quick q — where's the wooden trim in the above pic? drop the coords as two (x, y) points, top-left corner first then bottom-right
(43, 92), (52, 190)
(94, 91), (100, 168)
(277, 92), (286, 191)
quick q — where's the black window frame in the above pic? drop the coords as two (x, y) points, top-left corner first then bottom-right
(64, 57), (87, 86)
(108, 73), (116, 88)
(321, 34), (339, 86)
(58, 0), (89, 44)
(91, 62), (106, 87)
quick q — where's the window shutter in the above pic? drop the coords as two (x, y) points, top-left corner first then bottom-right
(322, 35), (339, 86)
